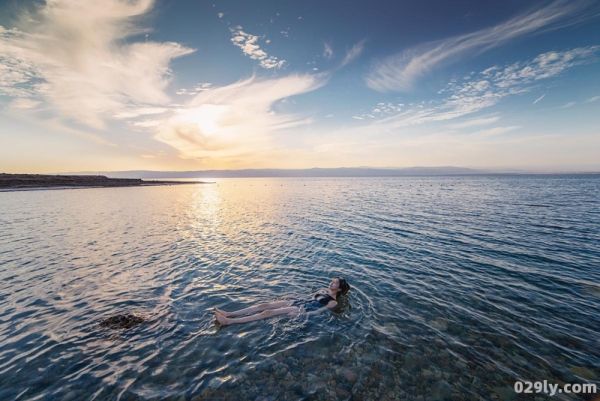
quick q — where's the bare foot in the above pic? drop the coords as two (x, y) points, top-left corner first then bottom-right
(214, 307), (230, 317)
(214, 311), (230, 326)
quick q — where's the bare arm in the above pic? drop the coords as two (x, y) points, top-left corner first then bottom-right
(311, 288), (331, 298)
(306, 300), (337, 316)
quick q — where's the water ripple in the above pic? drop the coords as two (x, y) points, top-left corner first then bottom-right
(0, 176), (599, 400)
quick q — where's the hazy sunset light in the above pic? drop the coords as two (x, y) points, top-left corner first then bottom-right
(1, 0), (599, 172)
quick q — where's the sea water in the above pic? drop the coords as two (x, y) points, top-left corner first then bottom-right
(1, 176), (599, 400)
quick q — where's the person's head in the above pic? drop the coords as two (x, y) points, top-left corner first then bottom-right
(329, 277), (350, 298)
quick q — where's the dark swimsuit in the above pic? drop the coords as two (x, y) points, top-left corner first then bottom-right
(291, 293), (334, 312)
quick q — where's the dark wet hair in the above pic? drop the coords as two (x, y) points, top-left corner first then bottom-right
(337, 277), (350, 297)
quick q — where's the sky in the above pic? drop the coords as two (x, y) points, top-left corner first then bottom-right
(0, 0), (599, 173)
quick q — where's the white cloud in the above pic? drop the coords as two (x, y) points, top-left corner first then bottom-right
(488, 47), (599, 88)
(586, 95), (600, 103)
(113, 107), (169, 119)
(0, 0), (194, 129)
(9, 98), (41, 110)
(341, 40), (366, 67)
(176, 83), (213, 96)
(132, 119), (162, 128)
(476, 126), (520, 137)
(450, 115), (500, 129)
(217, 12), (224, 19)
(354, 103), (400, 120)
(230, 27), (285, 69)
(366, 0), (595, 92)
(153, 74), (327, 160)
(560, 101), (576, 108)
(533, 94), (546, 104)
(0, 37), (40, 98)
(304, 46), (599, 169)
(369, 46), (599, 128)
(374, 102), (404, 114)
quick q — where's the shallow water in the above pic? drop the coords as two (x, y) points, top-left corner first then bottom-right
(1, 176), (599, 401)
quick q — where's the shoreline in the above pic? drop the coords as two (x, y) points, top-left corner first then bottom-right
(0, 173), (213, 192)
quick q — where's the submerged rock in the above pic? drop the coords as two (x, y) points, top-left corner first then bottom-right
(429, 318), (448, 331)
(341, 368), (358, 383)
(492, 385), (516, 401)
(430, 380), (452, 401)
(99, 313), (145, 330)
(570, 366), (597, 380)
(584, 284), (600, 297)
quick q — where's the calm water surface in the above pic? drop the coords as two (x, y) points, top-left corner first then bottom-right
(1, 176), (599, 401)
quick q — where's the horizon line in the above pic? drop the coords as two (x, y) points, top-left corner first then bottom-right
(48, 166), (600, 178)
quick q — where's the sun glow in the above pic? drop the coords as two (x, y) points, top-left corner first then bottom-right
(176, 104), (230, 136)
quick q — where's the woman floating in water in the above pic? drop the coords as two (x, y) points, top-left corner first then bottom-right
(214, 277), (350, 326)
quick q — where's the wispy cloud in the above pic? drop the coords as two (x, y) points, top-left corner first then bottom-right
(113, 107), (169, 120)
(365, 46), (599, 128)
(152, 74), (327, 160)
(476, 125), (521, 137)
(9, 98), (41, 110)
(0, 39), (40, 98)
(230, 27), (285, 69)
(341, 40), (366, 67)
(176, 83), (213, 96)
(450, 115), (500, 129)
(353, 103), (399, 120)
(555, 94), (600, 109)
(366, 0), (597, 92)
(0, 0), (193, 129)
(305, 46), (599, 169)
(487, 47), (598, 87)
(559, 101), (576, 109)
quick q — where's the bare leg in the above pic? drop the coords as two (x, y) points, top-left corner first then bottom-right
(216, 300), (293, 317)
(216, 307), (300, 326)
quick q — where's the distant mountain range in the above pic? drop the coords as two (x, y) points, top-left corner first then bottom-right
(64, 166), (599, 179)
